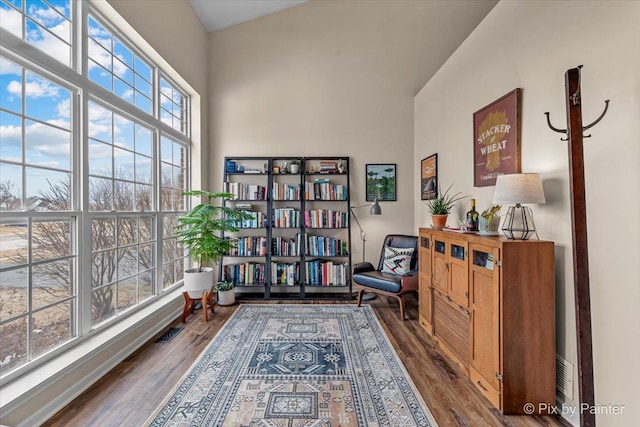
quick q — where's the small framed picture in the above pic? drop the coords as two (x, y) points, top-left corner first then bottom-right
(421, 154), (437, 200)
(366, 164), (396, 201)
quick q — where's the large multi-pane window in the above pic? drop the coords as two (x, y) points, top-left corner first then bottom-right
(0, 1), (189, 377)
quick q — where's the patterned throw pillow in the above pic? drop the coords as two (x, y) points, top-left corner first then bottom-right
(381, 246), (414, 275)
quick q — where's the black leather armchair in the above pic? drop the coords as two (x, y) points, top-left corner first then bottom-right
(353, 234), (419, 320)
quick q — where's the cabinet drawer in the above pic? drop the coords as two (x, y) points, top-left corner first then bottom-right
(433, 291), (470, 368)
(470, 366), (501, 409)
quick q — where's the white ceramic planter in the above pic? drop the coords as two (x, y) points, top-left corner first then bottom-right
(183, 267), (214, 299)
(290, 164), (299, 174)
(217, 288), (236, 306)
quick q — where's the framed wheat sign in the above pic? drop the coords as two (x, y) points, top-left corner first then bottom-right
(420, 154), (437, 200)
(473, 88), (522, 187)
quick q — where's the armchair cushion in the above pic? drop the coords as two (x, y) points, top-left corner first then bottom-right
(381, 246), (414, 275)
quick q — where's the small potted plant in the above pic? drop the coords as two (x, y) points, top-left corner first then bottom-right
(479, 204), (502, 235)
(175, 190), (250, 303)
(216, 280), (236, 306)
(289, 159), (300, 174)
(425, 183), (468, 229)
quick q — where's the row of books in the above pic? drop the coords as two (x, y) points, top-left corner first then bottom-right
(306, 235), (348, 257)
(227, 236), (268, 256)
(222, 262), (266, 285)
(272, 235), (302, 256)
(272, 182), (300, 201)
(304, 179), (347, 201)
(273, 208), (300, 228)
(231, 210), (266, 229)
(224, 182), (267, 200)
(271, 262), (299, 285)
(305, 260), (349, 286)
(304, 209), (348, 229)
(221, 260), (346, 286)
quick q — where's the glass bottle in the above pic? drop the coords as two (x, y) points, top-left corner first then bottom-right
(466, 198), (479, 231)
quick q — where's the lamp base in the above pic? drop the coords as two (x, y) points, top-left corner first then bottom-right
(501, 204), (538, 240)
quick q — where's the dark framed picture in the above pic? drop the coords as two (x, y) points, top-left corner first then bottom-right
(420, 154), (438, 200)
(473, 88), (522, 187)
(366, 164), (396, 201)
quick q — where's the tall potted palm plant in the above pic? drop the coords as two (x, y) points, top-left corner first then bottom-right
(175, 190), (249, 301)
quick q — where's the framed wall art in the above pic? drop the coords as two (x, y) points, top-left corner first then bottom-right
(420, 154), (438, 200)
(473, 88), (522, 187)
(366, 164), (396, 201)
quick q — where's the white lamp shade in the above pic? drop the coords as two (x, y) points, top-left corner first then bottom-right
(493, 173), (546, 204)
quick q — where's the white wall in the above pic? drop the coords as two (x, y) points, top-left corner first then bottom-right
(208, 0), (496, 262)
(414, 1), (640, 425)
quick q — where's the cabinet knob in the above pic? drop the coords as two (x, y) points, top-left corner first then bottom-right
(477, 381), (488, 392)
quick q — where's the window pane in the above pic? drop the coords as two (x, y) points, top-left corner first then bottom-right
(135, 125), (152, 156)
(32, 259), (71, 309)
(32, 301), (72, 358)
(135, 183), (152, 211)
(0, 316), (28, 371)
(26, 0), (70, 43)
(25, 120), (71, 170)
(113, 146), (134, 180)
(117, 217), (136, 246)
(0, 57), (22, 113)
(139, 269), (152, 300)
(0, 163), (23, 211)
(88, 101), (113, 142)
(117, 247), (136, 279)
(92, 285), (114, 324)
(91, 218), (115, 251)
(89, 176), (113, 211)
(113, 38), (133, 67)
(117, 279), (136, 311)
(0, 268), (28, 320)
(32, 219), (71, 261)
(114, 115), (134, 150)
(26, 167), (70, 211)
(139, 217), (152, 242)
(25, 18), (70, 66)
(24, 72), (71, 129)
(92, 250), (116, 288)
(138, 242), (152, 269)
(114, 180), (133, 211)
(88, 140), (113, 177)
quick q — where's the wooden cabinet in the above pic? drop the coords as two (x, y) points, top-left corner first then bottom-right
(418, 234), (433, 333)
(418, 228), (555, 415)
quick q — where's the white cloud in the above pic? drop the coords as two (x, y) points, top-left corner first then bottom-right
(11, 78), (60, 98)
(56, 98), (70, 118)
(0, 7), (22, 37)
(0, 57), (21, 76)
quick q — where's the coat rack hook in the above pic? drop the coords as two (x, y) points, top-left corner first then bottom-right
(583, 99), (610, 131)
(544, 111), (567, 136)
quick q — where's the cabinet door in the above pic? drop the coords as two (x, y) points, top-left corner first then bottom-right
(432, 237), (447, 294)
(470, 243), (500, 392)
(418, 233), (433, 332)
(448, 238), (469, 307)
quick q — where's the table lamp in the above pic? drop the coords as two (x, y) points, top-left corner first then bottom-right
(492, 173), (546, 240)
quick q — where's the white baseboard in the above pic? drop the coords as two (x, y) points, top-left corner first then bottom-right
(0, 290), (183, 427)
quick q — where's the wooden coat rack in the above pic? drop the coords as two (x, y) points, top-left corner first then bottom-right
(545, 65), (609, 427)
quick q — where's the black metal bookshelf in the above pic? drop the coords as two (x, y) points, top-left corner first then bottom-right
(220, 156), (352, 300)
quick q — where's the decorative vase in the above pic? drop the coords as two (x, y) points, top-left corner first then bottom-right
(478, 215), (501, 235)
(431, 214), (448, 229)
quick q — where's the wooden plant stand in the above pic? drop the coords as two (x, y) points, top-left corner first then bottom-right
(182, 289), (215, 322)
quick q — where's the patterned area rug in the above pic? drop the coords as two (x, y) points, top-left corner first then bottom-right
(146, 304), (437, 426)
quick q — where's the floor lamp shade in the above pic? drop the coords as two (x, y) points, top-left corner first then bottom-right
(493, 174), (545, 240)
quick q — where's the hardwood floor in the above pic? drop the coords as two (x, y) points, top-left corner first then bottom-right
(44, 295), (570, 427)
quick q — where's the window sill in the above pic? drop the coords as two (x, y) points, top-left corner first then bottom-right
(0, 287), (183, 427)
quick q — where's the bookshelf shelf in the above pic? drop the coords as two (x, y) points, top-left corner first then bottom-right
(221, 156), (352, 300)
